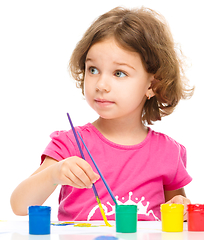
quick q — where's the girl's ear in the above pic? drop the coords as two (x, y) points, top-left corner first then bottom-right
(146, 76), (156, 100)
(146, 89), (155, 100)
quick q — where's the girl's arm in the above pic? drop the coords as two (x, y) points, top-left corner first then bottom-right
(164, 187), (191, 221)
(10, 156), (99, 216)
(10, 157), (58, 215)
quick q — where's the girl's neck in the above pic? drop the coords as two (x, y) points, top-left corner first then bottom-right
(92, 116), (148, 146)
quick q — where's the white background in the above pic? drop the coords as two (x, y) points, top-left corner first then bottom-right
(0, 0), (203, 221)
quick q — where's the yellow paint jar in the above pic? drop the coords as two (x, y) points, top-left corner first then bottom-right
(160, 204), (184, 232)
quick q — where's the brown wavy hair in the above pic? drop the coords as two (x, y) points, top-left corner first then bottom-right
(69, 7), (194, 124)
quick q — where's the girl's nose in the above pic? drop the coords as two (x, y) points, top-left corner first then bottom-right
(96, 74), (110, 92)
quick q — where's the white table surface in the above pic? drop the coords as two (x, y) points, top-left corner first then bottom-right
(1, 220), (204, 240)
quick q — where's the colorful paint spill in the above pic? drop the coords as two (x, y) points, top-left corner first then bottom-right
(94, 236), (118, 240)
(51, 222), (75, 226)
(51, 222), (113, 227)
(74, 223), (92, 227)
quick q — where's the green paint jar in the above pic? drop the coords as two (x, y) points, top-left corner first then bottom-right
(116, 205), (137, 233)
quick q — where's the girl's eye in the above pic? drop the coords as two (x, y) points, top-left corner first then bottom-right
(115, 71), (127, 78)
(89, 67), (99, 75)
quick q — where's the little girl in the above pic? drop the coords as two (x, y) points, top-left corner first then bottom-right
(11, 7), (194, 221)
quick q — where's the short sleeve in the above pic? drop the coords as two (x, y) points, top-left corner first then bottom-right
(41, 130), (78, 164)
(163, 144), (192, 191)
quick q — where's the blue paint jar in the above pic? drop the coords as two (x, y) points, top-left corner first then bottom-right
(28, 206), (51, 235)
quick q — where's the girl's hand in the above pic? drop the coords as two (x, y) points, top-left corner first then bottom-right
(50, 156), (100, 189)
(165, 195), (191, 221)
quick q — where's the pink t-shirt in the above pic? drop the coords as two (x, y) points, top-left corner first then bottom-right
(41, 123), (192, 221)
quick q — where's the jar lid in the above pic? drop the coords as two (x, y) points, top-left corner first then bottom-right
(160, 204), (184, 212)
(28, 205), (51, 213)
(187, 204), (204, 212)
(116, 204), (137, 213)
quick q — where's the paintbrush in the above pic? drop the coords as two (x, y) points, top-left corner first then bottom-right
(77, 131), (118, 206)
(67, 113), (111, 227)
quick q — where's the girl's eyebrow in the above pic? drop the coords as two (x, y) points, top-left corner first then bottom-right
(85, 58), (94, 63)
(85, 58), (135, 70)
(113, 61), (135, 70)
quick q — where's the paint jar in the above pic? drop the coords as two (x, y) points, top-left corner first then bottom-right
(160, 204), (184, 232)
(28, 206), (51, 235)
(116, 205), (137, 233)
(187, 204), (204, 231)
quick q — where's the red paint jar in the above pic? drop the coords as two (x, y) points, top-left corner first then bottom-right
(187, 204), (204, 231)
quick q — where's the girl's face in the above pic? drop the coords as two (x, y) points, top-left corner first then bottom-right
(84, 38), (154, 121)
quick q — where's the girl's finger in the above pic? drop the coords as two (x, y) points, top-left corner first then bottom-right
(71, 165), (94, 188)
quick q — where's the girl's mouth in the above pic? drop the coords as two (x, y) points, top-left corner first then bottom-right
(94, 98), (115, 106)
